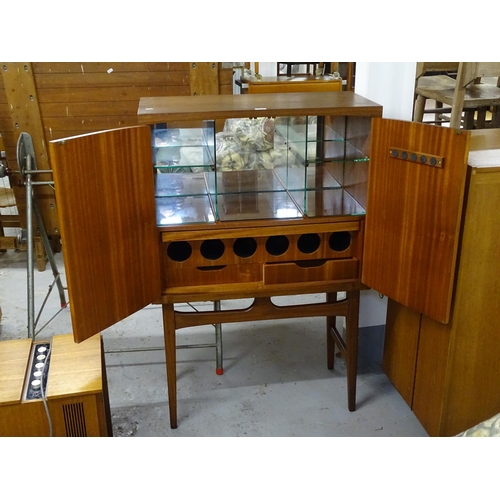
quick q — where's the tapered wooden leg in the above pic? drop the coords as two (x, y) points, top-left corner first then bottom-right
(326, 292), (337, 370)
(464, 109), (475, 129)
(475, 108), (486, 129)
(491, 106), (500, 128)
(435, 101), (443, 125)
(162, 303), (178, 429)
(413, 95), (426, 122)
(345, 290), (360, 412)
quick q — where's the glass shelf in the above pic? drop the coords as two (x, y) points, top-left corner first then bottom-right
(152, 127), (215, 171)
(291, 188), (366, 218)
(156, 195), (215, 226)
(152, 115), (369, 226)
(155, 171), (211, 198)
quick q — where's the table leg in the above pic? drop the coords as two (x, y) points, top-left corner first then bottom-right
(214, 300), (223, 375)
(346, 290), (360, 412)
(326, 292), (337, 370)
(162, 303), (178, 429)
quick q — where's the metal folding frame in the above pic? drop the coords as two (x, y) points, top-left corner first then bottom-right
(16, 132), (67, 339)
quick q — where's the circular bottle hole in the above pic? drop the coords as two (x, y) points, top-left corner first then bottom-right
(265, 235), (290, 256)
(329, 231), (352, 252)
(233, 237), (257, 258)
(167, 241), (192, 262)
(200, 239), (225, 260)
(297, 233), (321, 254)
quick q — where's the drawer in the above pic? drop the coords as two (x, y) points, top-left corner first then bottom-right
(165, 263), (262, 288)
(263, 258), (359, 285)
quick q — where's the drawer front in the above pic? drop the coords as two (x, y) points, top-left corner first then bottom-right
(166, 263), (262, 288)
(264, 258), (359, 285)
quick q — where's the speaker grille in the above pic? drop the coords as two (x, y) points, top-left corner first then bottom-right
(62, 402), (87, 437)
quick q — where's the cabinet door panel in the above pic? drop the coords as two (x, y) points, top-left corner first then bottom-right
(49, 126), (160, 343)
(362, 118), (469, 323)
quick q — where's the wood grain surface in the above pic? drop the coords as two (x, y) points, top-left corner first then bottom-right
(362, 118), (469, 323)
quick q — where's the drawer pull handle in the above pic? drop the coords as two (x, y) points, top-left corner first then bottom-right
(196, 265), (227, 272)
(295, 259), (327, 268)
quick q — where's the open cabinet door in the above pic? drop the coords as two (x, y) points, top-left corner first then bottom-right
(362, 118), (469, 323)
(49, 126), (160, 343)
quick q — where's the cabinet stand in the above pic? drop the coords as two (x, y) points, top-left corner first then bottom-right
(163, 290), (360, 429)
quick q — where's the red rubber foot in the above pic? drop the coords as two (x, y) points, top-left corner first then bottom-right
(216, 368), (224, 375)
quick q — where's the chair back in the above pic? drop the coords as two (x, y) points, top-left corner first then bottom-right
(415, 62), (459, 80)
(457, 62), (500, 87)
(449, 62), (500, 128)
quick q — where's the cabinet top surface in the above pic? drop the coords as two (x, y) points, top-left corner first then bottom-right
(138, 91), (382, 123)
(468, 149), (500, 169)
(46, 333), (102, 398)
(469, 129), (500, 170)
(0, 338), (32, 405)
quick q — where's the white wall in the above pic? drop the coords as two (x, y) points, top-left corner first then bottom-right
(355, 62), (416, 120)
(257, 62), (277, 77)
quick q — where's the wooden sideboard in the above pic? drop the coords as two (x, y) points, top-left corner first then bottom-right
(236, 75), (343, 94)
(382, 130), (500, 436)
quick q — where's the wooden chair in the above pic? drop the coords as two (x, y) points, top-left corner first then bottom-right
(414, 62), (500, 129)
(0, 185), (19, 253)
(413, 62), (459, 125)
(0, 144), (20, 253)
(277, 62), (322, 77)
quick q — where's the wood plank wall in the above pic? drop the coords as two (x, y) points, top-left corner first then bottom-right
(35, 62), (231, 140)
(0, 71), (12, 158)
(0, 62), (233, 242)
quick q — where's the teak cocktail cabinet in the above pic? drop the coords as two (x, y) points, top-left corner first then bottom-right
(47, 92), (498, 434)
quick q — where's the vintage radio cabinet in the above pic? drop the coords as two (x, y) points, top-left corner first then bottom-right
(47, 91), (500, 434)
(0, 334), (112, 437)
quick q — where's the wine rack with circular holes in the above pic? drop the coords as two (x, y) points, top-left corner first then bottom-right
(161, 221), (364, 289)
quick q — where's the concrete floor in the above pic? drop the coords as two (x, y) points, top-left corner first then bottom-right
(0, 246), (428, 437)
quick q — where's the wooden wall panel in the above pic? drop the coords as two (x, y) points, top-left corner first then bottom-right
(0, 72), (16, 166)
(0, 62), (233, 239)
(33, 62), (233, 140)
(0, 74), (10, 133)
(1, 63), (58, 241)
(34, 62), (192, 140)
(218, 66), (234, 95)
